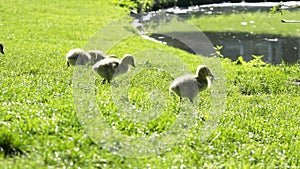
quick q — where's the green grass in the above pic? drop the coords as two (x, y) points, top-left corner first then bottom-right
(189, 10), (300, 37)
(1, 0), (300, 168)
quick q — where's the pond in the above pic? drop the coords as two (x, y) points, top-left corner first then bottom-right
(132, 2), (300, 64)
(148, 32), (300, 64)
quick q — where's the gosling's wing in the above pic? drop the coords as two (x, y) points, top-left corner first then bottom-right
(170, 75), (199, 99)
(93, 58), (120, 70)
(76, 53), (91, 65)
(169, 80), (181, 96)
(99, 63), (119, 80)
(66, 48), (91, 66)
(88, 50), (106, 64)
(114, 64), (129, 77)
(196, 77), (209, 92)
(93, 58), (120, 80)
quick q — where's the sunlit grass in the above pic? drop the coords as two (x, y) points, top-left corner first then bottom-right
(0, 0), (300, 168)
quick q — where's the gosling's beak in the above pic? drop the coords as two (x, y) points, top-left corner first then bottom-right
(67, 61), (70, 67)
(132, 63), (136, 68)
(209, 73), (215, 81)
(0, 50), (4, 54)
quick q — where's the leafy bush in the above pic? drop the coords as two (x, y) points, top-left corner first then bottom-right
(114, 0), (226, 12)
(113, 0), (154, 12)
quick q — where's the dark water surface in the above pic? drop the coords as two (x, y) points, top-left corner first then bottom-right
(149, 32), (300, 64)
(133, 2), (300, 64)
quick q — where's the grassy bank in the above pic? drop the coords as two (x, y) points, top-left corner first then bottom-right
(0, 0), (299, 168)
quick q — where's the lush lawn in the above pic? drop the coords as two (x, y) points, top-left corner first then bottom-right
(1, 0), (300, 168)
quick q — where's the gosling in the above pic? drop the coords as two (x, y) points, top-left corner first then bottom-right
(0, 43), (4, 54)
(92, 54), (135, 83)
(169, 65), (214, 103)
(88, 50), (106, 65)
(88, 50), (118, 65)
(66, 48), (91, 67)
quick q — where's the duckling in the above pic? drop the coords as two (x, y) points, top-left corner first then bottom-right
(92, 54), (135, 83)
(66, 48), (91, 67)
(169, 65), (214, 103)
(0, 43), (4, 54)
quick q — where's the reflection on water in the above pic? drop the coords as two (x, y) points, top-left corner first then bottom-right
(132, 2), (300, 65)
(165, 2), (300, 16)
(149, 32), (300, 64)
(204, 32), (300, 64)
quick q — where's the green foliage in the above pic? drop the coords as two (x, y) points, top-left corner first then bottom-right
(234, 56), (247, 65)
(113, 0), (154, 12)
(270, 3), (300, 15)
(248, 55), (268, 67)
(270, 3), (300, 23)
(113, 0), (175, 12)
(225, 58), (299, 96)
(213, 45), (224, 58)
(233, 55), (268, 67)
(269, 4), (284, 15)
(113, 0), (138, 11)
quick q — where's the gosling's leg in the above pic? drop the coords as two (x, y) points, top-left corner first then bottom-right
(102, 79), (107, 84)
(177, 97), (182, 114)
(170, 92), (179, 102)
(0, 44), (4, 54)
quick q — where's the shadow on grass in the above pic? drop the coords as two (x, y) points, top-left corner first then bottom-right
(0, 132), (25, 158)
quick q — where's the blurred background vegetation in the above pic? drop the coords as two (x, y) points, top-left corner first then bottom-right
(113, 0), (287, 12)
